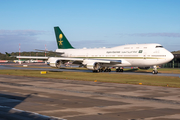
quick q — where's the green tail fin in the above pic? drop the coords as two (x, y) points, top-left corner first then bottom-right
(54, 27), (74, 49)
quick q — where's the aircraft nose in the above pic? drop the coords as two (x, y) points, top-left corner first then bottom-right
(167, 52), (174, 62)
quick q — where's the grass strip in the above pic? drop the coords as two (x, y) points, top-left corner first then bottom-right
(0, 69), (180, 88)
(12, 66), (180, 74)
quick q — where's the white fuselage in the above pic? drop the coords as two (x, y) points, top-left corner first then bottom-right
(55, 43), (174, 67)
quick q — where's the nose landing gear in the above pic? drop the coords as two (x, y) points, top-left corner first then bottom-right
(152, 66), (158, 74)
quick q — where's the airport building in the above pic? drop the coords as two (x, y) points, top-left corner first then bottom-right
(162, 54), (180, 68)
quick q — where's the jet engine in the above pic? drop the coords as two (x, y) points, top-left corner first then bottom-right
(47, 57), (63, 68)
(86, 62), (100, 70)
(56, 60), (62, 68)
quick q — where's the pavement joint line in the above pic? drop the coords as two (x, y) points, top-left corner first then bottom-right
(1, 81), (180, 105)
(143, 113), (180, 120)
(0, 105), (66, 120)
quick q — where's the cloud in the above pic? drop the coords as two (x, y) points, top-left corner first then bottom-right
(1, 29), (180, 53)
(0, 29), (48, 43)
(0, 30), (45, 36)
(0, 29), (50, 53)
(127, 33), (180, 37)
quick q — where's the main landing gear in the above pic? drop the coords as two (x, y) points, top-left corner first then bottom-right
(116, 67), (124, 72)
(92, 67), (111, 73)
(103, 68), (111, 72)
(152, 66), (158, 74)
(92, 67), (124, 73)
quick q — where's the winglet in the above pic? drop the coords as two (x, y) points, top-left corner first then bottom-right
(5, 52), (11, 57)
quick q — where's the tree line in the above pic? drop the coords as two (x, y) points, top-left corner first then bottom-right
(0, 52), (57, 60)
(172, 51), (180, 54)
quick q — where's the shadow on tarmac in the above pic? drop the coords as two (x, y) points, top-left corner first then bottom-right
(0, 93), (53, 120)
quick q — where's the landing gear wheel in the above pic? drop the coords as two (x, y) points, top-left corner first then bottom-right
(93, 70), (99, 73)
(152, 70), (158, 74)
(98, 69), (101, 72)
(116, 69), (123, 72)
(104, 69), (111, 72)
(152, 66), (158, 74)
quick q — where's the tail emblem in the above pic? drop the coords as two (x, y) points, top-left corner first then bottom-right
(59, 34), (63, 45)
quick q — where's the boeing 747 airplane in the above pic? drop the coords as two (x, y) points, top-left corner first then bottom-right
(17, 26), (174, 74)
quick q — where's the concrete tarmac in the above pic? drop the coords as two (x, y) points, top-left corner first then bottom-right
(0, 75), (180, 120)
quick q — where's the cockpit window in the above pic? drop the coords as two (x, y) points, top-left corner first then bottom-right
(156, 46), (163, 48)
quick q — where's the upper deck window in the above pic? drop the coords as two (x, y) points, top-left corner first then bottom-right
(156, 46), (163, 48)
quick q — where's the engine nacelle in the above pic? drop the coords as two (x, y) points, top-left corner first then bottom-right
(138, 67), (150, 70)
(47, 58), (63, 68)
(56, 60), (62, 68)
(86, 62), (100, 70)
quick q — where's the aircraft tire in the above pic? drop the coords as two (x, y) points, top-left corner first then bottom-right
(93, 70), (99, 73)
(152, 70), (158, 74)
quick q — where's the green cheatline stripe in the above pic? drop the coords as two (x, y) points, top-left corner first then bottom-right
(87, 65), (93, 67)
(68, 57), (164, 59)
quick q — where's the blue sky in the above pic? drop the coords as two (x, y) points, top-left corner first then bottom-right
(0, 0), (180, 53)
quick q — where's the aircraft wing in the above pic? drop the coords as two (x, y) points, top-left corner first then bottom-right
(47, 57), (123, 68)
(48, 57), (121, 64)
(35, 49), (64, 54)
(17, 56), (49, 59)
(17, 56), (125, 65)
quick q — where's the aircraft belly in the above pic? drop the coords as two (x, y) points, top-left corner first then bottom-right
(127, 59), (167, 67)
